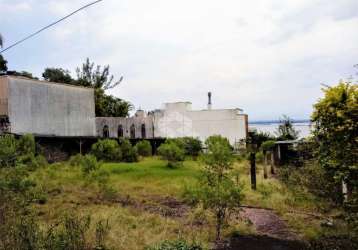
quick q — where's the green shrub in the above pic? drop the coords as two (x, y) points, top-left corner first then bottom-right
(165, 137), (202, 157)
(255, 151), (264, 164)
(157, 141), (185, 168)
(81, 154), (101, 175)
(91, 139), (122, 162)
(44, 214), (91, 250)
(261, 140), (276, 152)
(181, 137), (202, 157)
(0, 134), (18, 167)
(146, 239), (203, 250)
(16, 154), (47, 170)
(119, 138), (138, 162)
(135, 140), (152, 157)
(17, 134), (36, 155)
(68, 153), (84, 167)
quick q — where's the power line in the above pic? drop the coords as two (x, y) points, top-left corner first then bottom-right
(0, 0), (104, 54)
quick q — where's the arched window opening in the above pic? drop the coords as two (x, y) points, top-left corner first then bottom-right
(118, 124), (124, 137)
(141, 124), (146, 138)
(130, 124), (135, 139)
(103, 125), (109, 138)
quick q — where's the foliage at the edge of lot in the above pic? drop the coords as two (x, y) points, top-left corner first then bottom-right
(42, 58), (133, 117)
(165, 137), (202, 157)
(157, 140), (185, 168)
(275, 115), (300, 141)
(0, 135), (112, 249)
(135, 140), (152, 157)
(119, 138), (139, 162)
(311, 81), (358, 232)
(0, 134), (47, 170)
(91, 139), (122, 162)
(183, 135), (243, 242)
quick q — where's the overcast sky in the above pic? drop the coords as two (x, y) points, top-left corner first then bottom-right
(1, 0), (357, 120)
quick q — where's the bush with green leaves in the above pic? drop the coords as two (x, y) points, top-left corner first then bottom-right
(91, 139), (122, 162)
(146, 239), (203, 250)
(181, 137), (202, 157)
(135, 140), (152, 157)
(119, 138), (138, 162)
(165, 137), (202, 157)
(157, 141), (185, 168)
(17, 134), (36, 155)
(81, 154), (102, 175)
(68, 153), (85, 167)
(0, 134), (18, 167)
(0, 134), (46, 170)
(185, 135), (243, 242)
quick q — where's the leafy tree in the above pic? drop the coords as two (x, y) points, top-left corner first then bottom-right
(99, 93), (133, 117)
(118, 138), (138, 162)
(312, 82), (357, 196)
(157, 141), (185, 168)
(186, 135), (243, 242)
(0, 55), (7, 73)
(75, 58), (132, 117)
(17, 134), (36, 156)
(135, 140), (152, 156)
(275, 115), (299, 140)
(76, 58), (123, 90)
(312, 81), (357, 231)
(0, 135), (18, 167)
(40, 58), (132, 117)
(165, 137), (202, 157)
(182, 137), (202, 157)
(91, 139), (122, 162)
(12, 71), (38, 80)
(42, 68), (75, 84)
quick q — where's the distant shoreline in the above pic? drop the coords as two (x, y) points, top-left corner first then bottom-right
(249, 119), (310, 125)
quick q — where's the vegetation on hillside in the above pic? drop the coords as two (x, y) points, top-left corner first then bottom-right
(0, 78), (357, 249)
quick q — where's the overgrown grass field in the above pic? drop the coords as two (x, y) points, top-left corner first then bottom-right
(28, 157), (347, 249)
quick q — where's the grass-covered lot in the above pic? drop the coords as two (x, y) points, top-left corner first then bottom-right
(28, 157), (348, 250)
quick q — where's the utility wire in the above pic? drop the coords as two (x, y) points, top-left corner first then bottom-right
(0, 0), (104, 54)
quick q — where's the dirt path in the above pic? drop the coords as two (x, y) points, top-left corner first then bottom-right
(240, 207), (298, 240)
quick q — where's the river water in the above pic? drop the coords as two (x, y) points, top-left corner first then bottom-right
(249, 122), (312, 139)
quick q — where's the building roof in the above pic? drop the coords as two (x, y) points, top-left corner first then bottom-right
(1, 75), (94, 90)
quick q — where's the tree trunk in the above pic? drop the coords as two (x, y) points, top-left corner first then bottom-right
(270, 152), (275, 175)
(215, 210), (224, 242)
(250, 152), (256, 190)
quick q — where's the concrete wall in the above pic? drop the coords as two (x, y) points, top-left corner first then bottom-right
(96, 111), (154, 139)
(6, 76), (96, 137)
(153, 102), (248, 146)
(0, 77), (8, 115)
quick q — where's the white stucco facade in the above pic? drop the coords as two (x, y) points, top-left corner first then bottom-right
(153, 102), (248, 146)
(0, 76), (248, 145)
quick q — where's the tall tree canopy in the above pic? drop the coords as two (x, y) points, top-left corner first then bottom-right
(0, 33), (7, 73)
(275, 115), (299, 140)
(311, 81), (357, 190)
(43, 68), (74, 84)
(42, 58), (132, 117)
(0, 55), (7, 73)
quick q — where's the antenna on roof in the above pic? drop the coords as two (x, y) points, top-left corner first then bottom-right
(207, 92), (212, 110)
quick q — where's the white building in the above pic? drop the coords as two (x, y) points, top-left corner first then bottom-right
(152, 101), (248, 146)
(96, 93), (248, 147)
(0, 76), (248, 146)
